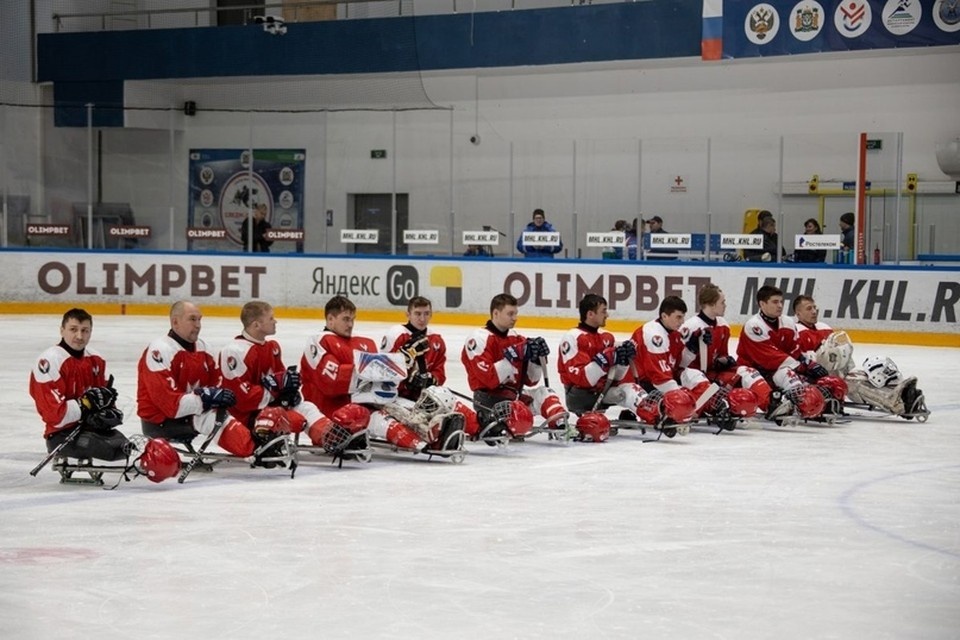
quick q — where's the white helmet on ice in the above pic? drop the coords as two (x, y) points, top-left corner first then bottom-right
(862, 356), (902, 388)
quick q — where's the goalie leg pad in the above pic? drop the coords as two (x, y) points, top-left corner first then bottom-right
(218, 419), (256, 457)
(385, 420), (426, 451)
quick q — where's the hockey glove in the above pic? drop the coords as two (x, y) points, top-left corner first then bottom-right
(408, 372), (436, 395)
(79, 386), (118, 414)
(504, 345), (523, 363)
(525, 337), (550, 360)
(614, 341), (637, 366)
(714, 355), (736, 370)
(277, 367), (302, 407)
(683, 332), (700, 353)
(701, 329), (713, 345)
(82, 406), (124, 433)
(806, 362), (829, 380)
(592, 350), (612, 370)
(400, 335), (429, 369)
(195, 387), (236, 412)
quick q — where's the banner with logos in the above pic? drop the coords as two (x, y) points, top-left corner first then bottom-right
(1, 250), (957, 342)
(704, 0), (960, 60)
(187, 149), (306, 254)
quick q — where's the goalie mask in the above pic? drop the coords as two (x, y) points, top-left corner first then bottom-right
(414, 386), (457, 418)
(815, 331), (855, 377)
(862, 357), (902, 388)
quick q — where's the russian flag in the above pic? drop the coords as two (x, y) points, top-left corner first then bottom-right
(701, 0), (722, 61)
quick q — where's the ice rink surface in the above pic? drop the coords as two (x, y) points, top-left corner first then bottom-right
(1, 313), (958, 640)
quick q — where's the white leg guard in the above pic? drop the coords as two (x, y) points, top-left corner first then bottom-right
(845, 374), (913, 415)
(604, 382), (646, 414)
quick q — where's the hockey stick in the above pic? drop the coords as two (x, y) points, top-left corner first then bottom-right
(30, 425), (83, 477)
(589, 362), (625, 413)
(30, 375), (116, 478)
(699, 332), (708, 372)
(177, 407), (229, 484)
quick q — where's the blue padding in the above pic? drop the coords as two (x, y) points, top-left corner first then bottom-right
(918, 254), (960, 262)
(641, 233), (722, 252)
(53, 81), (124, 127)
(38, 2), (701, 83)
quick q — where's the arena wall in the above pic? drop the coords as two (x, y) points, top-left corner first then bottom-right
(2, 249), (957, 347)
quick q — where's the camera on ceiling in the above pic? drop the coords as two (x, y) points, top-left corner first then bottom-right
(255, 15), (287, 35)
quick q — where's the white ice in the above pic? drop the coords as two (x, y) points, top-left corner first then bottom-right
(1, 314), (958, 640)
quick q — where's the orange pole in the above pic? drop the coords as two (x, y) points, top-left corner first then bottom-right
(855, 133), (867, 265)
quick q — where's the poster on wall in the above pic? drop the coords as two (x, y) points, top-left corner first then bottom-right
(703, 0), (960, 60)
(187, 149), (306, 253)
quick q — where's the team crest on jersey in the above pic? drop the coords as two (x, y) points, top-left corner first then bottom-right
(466, 338), (477, 352)
(752, 325), (763, 336)
(272, 346), (279, 357)
(38, 359), (50, 374)
(92, 365), (101, 377)
(310, 345), (318, 358)
(560, 341), (571, 355)
(226, 356), (238, 371)
(380, 336), (388, 349)
(652, 335), (663, 347)
(151, 350), (163, 364)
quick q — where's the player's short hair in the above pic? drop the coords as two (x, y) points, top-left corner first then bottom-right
(791, 295), (815, 315)
(698, 284), (722, 308)
(659, 295), (687, 316)
(757, 285), (783, 303)
(532, 208), (545, 220)
(325, 295), (355, 317)
(579, 294), (607, 322)
(757, 210), (773, 222)
(61, 308), (92, 327)
(241, 300), (272, 328)
(490, 293), (518, 315)
(169, 300), (194, 320)
(760, 216), (776, 231)
(407, 296), (432, 312)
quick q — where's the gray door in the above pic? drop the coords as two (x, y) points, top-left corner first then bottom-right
(351, 193), (409, 255)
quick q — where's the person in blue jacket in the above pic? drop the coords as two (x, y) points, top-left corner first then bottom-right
(517, 209), (563, 258)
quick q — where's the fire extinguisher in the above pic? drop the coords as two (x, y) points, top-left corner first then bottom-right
(873, 244), (881, 265)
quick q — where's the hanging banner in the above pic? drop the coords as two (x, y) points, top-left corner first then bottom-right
(704, 1), (960, 60)
(187, 149), (306, 254)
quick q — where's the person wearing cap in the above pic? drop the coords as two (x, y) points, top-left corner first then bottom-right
(517, 208), (563, 259)
(644, 215), (677, 260)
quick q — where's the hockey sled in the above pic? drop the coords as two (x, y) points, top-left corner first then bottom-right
(175, 433), (299, 482)
(607, 417), (692, 440)
(371, 413), (468, 463)
(841, 383), (930, 423)
(294, 431), (374, 467)
(51, 457), (132, 486)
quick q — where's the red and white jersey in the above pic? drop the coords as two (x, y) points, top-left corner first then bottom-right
(795, 319), (833, 355)
(736, 313), (800, 375)
(557, 323), (616, 391)
(219, 333), (287, 426)
(679, 313), (733, 374)
(461, 321), (541, 394)
(137, 332), (219, 424)
(380, 323), (447, 398)
(630, 321), (683, 392)
(29, 342), (109, 438)
(301, 330), (378, 416)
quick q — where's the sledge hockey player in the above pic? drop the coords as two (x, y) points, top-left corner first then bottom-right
(380, 295), (481, 436)
(215, 301), (330, 467)
(556, 294), (641, 442)
(678, 284), (767, 421)
(301, 295), (464, 456)
(627, 296), (711, 436)
(792, 296), (927, 420)
(29, 308), (129, 464)
(137, 301), (238, 450)
(736, 286), (845, 422)
(28, 308), (181, 486)
(460, 293), (572, 443)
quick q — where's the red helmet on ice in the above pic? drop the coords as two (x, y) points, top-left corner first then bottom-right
(254, 406), (292, 437)
(662, 388), (696, 423)
(140, 438), (181, 483)
(816, 376), (848, 402)
(792, 385), (826, 419)
(575, 412), (611, 443)
(726, 388), (759, 417)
